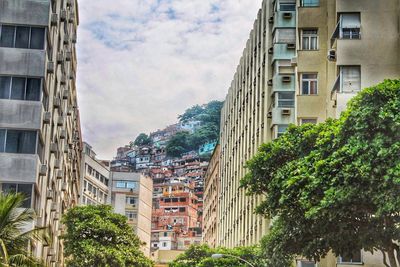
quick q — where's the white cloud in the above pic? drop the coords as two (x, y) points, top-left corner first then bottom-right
(76, 0), (263, 159)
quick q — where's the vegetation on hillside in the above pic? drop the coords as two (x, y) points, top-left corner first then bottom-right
(241, 80), (400, 267)
(62, 205), (153, 267)
(133, 133), (152, 147)
(166, 100), (223, 157)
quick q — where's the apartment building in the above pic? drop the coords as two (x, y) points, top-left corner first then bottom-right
(80, 142), (110, 205)
(218, 0), (400, 265)
(202, 144), (220, 248)
(0, 0), (81, 265)
(110, 171), (153, 256)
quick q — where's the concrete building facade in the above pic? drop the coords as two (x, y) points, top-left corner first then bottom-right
(217, 0), (400, 266)
(80, 142), (110, 205)
(202, 144), (220, 248)
(0, 0), (82, 265)
(110, 171), (153, 257)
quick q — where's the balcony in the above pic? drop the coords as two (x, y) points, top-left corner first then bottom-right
(272, 73), (295, 93)
(0, 0), (50, 26)
(273, 11), (296, 29)
(0, 47), (45, 77)
(272, 43), (296, 62)
(0, 153), (39, 183)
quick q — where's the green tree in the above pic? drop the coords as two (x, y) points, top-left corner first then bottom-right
(0, 192), (47, 267)
(169, 244), (265, 267)
(241, 80), (400, 267)
(62, 205), (153, 267)
(166, 131), (193, 157)
(178, 105), (204, 123)
(133, 133), (152, 147)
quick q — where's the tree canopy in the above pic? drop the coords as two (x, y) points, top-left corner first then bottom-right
(62, 205), (153, 267)
(169, 244), (265, 267)
(133, 133), (152, 147)
(241, 80), (400, 267)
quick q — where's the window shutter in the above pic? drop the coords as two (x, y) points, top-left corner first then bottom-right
(276, 29), (296, 43)
(341, 66), (361, 93)
(341, 13), (361, 28)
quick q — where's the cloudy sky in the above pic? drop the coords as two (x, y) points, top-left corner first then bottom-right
(77, 0), (263, 159)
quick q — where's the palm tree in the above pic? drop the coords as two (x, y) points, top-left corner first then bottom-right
(0, 192), (47, 267)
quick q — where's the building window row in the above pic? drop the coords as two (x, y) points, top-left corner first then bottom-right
(0, 183), (33, 208)
(86, 164), (109, 186)
(0, 25), (45, 50)
(0, 76), (42, 101)
(115, 181), (138, 189)
(83, 179), (108, 204)
(0, 129), (37, 154)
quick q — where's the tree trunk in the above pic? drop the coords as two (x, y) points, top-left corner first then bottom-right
(381, 249), (390, 267)
(387, 248), (398, 267)
(394, 245), (400, 266)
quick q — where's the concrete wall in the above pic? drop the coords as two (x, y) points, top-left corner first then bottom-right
(0, 48), (46, 77)
(0, 0), (49, 26)
(0, 100), (42, 129)
(0, 154), (39, 183)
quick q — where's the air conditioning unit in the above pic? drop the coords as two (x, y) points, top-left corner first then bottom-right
(282, 109), (291, 115)
(50, 13), (58, 26)
(65, 51), (72, 61)
(67, 0), (73, 7)
(267, 112), (272, 118)
(283, 12), (293, 19)
(282, 76), (292, 83)
(54, 212), (60, 220)
(268, 16), (274, 24)
(60, 10), (67, 22)
(57, 116), (64, 126)
(43, 111), (51, 124)
(72, 33), (77, 44)
(60, 74), (66, 85)
(62, 89), (69, 99)
(56, 170), (64, 179)
(48, 248), (55, 256)
(268, 79), (273, 86)
(54, 159), (61, 169)
(46, 190), (53, 200)
(64, 143), (69, 153)
(327, 49), (336, 61)
(63, 33), (70, 44)
(50, 143), (58, 153)
(47, 62), (55, 74)
(68, 11), (75, 23)
(61, 183), (67, 191)
(287, 43), (296, 49)
(67, 107), (72, 116)
(69, 73), (75, 80)
(268, 47), (273, 54)
(56, 51), (64, 64)
(291, 57), (298, 66)
(50, 202), (59, 212)
(39, 164), (47, 176)
(59, 129), (66, 139)
(53, 97), (61, 108)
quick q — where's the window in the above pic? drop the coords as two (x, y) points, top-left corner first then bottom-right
(126, 196), (137, 205)
(338, 250), (362, 263)
(301, 74), (318, 95)
(300, 118), (317, 125)
(274, 29), (296, 44)
(179, 207), (186, 212)
(125, 211), (137, 221)
(280, 2), (296, 11)
(126, 182), (137, 189)
(297, 260), (317, 267)
(277, 92), (295, 108)
(0, 130), (37, 154)
(0, 76), (41, 101)
(301, 29), (318, 50)
(116, 181), (126, 188)
(277, 125), (288, 137)
(340, 13), (361, 39)
(0, 25), (45, 49)
(162, 242), (167, 247)
(301, 0), (319, 7)
(1, 183), (33, 208)
(340, 66), (361, 93)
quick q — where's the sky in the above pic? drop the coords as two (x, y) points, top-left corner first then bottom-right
(77, 0), (263, 159)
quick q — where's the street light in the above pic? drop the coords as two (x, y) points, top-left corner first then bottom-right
(211, 254), (256, 267)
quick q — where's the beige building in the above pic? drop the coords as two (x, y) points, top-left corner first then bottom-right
(80, 142), (110, 205)
(0, 0), (82, 265)
(110, 171), (153, 256)
(217, 0), (400, 266)
(202, 144), (220, 247)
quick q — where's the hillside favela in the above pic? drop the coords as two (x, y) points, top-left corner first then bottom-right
(0, 0), (400, 267)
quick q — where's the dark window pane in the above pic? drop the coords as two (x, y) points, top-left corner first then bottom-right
(10, 77), (25, 100)
(18, 184), (33, 208)
(5, 130), (37, 154)
(26, 78), (41, 101)
(0, 77), (11, 99)
(0, 26), (15, 47)
(15, 27), (30, 49)
(2, 183), (17, 194)
(30, 28), (45, 49)
(0, 129), (5, 152)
